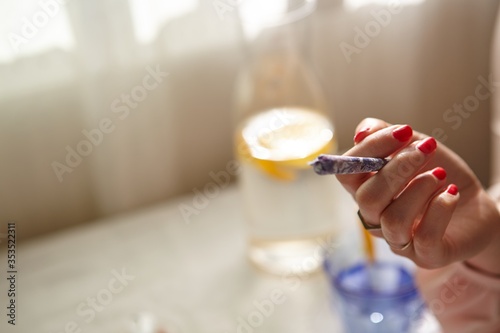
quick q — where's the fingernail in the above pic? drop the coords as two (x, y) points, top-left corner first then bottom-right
(431, 167), (446, 180)
(392, 125), (413, 142)
(446, 184), (458, 195)
(417, 137), (437, 154)
(354, 127), (370, 144)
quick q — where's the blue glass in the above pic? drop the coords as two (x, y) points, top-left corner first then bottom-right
(326, 262), (425, 333)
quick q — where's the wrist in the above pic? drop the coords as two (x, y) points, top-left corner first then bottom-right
(464, 197), (500, 276)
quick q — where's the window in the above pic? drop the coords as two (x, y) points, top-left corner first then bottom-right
(0, 0), (74, 63)
(128, 0), (199, 44)
(343, 0), (425, 11)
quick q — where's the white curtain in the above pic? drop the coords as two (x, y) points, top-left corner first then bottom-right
(0, 0), (498, 239)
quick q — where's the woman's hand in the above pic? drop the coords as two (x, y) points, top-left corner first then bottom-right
(337, 118), (500, 273)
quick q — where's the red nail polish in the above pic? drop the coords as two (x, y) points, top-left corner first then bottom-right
(432, 167), (446, 180)
(417, 137), (437, 154)
(447, 184), (458, 195)
(392, 125), (413, 142)
(354, 127), (370, 144)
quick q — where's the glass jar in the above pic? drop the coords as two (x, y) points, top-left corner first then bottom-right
(234, 0), (340, 276)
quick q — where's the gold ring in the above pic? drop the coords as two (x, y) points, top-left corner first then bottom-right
(357, 210), (381, 231)
(386, 238), (413, 251)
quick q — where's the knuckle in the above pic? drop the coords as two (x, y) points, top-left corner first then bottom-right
(380, 213), (409, 244)
(381, 228), (405, 246)
(380, 207), (407, 228)
(414, 231), (435, 250)
(413, 241), (449, 269)
(354, 187), (369, 205)
(355, 189), (382, 217)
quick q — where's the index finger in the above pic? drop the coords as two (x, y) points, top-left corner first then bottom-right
(336, 123), (414, 195)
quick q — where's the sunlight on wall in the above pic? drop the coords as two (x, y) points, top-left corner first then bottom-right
(239, 0), (316, 39)
(128, 0), (199, 44)
(0, 1), (75, 63)
(0, 0), (201, 63)
(343, 0), (426, 11)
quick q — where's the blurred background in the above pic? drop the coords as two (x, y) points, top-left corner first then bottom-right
(1, 0), (499, 240)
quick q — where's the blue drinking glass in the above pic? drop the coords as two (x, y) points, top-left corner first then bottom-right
(325, 261), (425, 333)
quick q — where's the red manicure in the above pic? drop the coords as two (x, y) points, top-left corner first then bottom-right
(417, 137), (437, 154)
(392, 125), (413, 142)
(432, 167), (446, 180)
(354, 127), (370, 144)
(447, 184), (458, 195)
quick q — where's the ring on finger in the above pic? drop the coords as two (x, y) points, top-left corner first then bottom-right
(357, 210), (382, 231)
(386, 238), (413, 251)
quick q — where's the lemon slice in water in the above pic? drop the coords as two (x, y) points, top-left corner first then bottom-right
(236, 107), (336, 180)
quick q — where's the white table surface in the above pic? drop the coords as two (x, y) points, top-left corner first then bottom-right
(0, 187), (352, 333)
(0, 184), (440, 333)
